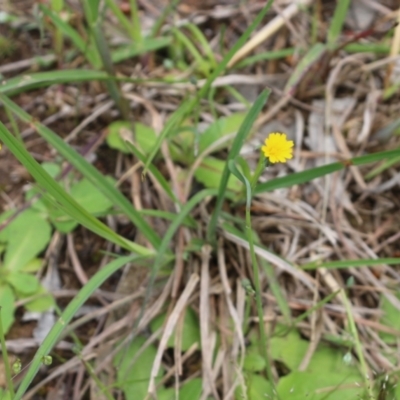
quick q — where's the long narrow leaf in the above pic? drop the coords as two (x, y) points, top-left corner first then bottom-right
(255, 148), (400, 194)
(40, 5), (101, 67)
(143, 0), (274, 173)
(207, 90), (270, 242)
(327, 0), (351, 46)
(0, 121), (152, 256)
(302, 258), (400, 271)
(0, 93), (161, 249)
(14, 254), (146, 400)
(0, 70), (110, 96)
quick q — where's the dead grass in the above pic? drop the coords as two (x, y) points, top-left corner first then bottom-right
(0, 0), (400, 399)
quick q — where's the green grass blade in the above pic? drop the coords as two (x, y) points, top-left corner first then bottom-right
(104, 0), (133, 38)
(111, 37), (171, 64)
(173, 27), (210, 75)
(0, 93), (161, 249)
(82, 0), (131, 121)
(327, 0), (351, 46)
(0, 121), (152, 256)
(207, 89), (270, 242)
(124, 189), (216, 368)
(284, 43), (326, 94)
(365, 155), (400, 180)
(39, 4), (101, 67)
(255, 148), (400, 194)
(143, 0), (274, 174)
(274, 290), (340, 336)
(124, 141), (179, 204)
(236, 48), (294, 69)
(151, 188), (217, 279)
(186, 23), (217, 68)
(344, 43), (390, 54)
(0, 70), (110, 96)
(302, 258), (400, 270)
(14, 254), (146, 400)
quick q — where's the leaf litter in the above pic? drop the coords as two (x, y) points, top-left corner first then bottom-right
(0, 0), (400, 399)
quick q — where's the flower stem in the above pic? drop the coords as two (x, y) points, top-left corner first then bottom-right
(245, 206), (277, 394)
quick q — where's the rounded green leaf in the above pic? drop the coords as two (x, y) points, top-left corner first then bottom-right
(150, 307), (200, 351)
(236, 374), (274, 400)
(23, 286), (54, 312)
(243, 352), (266, 372)
(6, 272), (40, 294)
(277, 370), (364, 400)
(2, 209), (51, 272)
(114, 336), (164, 400)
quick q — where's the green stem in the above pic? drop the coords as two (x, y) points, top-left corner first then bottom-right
(0, 307), (15, 398)
(150, 0), (181, 37)
(104, 0), (134, 38)
(129, 0), (142, 43)
(250, 153), (268, 191)
(341, 289), (374, 398)
(245, 206), (277, 393)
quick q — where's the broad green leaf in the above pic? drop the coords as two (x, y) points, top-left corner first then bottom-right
(236, 374), (274, 400)
(50, 214), (76, 233)
(106, 121), (132, 153)
(114, 336), (164, 400)
(2, 209), (51, 272)
(277, 370), (363, 400)
(107, 121), (158, 157)
(150, 307), (200, 351)
(0, 285), (15, 333)
(26, 163), (62, 213)
(157, 388), (174, 400)
(50, 177), (114, 232)
(268, 328), (308, 370)
(198, 113), (245, 154)
(180, 378), (202, 399)
(6, 272), (40, 295)
(70, 177), (114, 214)
(23, 286), (54, 312)
(195, 157), (242, 194)
(243, 351), (266, 372)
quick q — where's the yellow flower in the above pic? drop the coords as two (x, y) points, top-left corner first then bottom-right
(261, 133), (294, 164)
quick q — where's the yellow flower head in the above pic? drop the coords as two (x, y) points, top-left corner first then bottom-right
(261, 133), (293, 164)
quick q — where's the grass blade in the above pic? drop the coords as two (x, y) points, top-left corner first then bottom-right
(39, 4), (101, 67)
(0, 93), (161, 249)
(0, 121), (152, 256)
(255, 148), (400, 194)
(143, 0), (274, 174)
(14, 254), (146, 400)
(327, 0), (351, 46)
(302, 258), (400, 270)
(207, 89), (270, 242)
